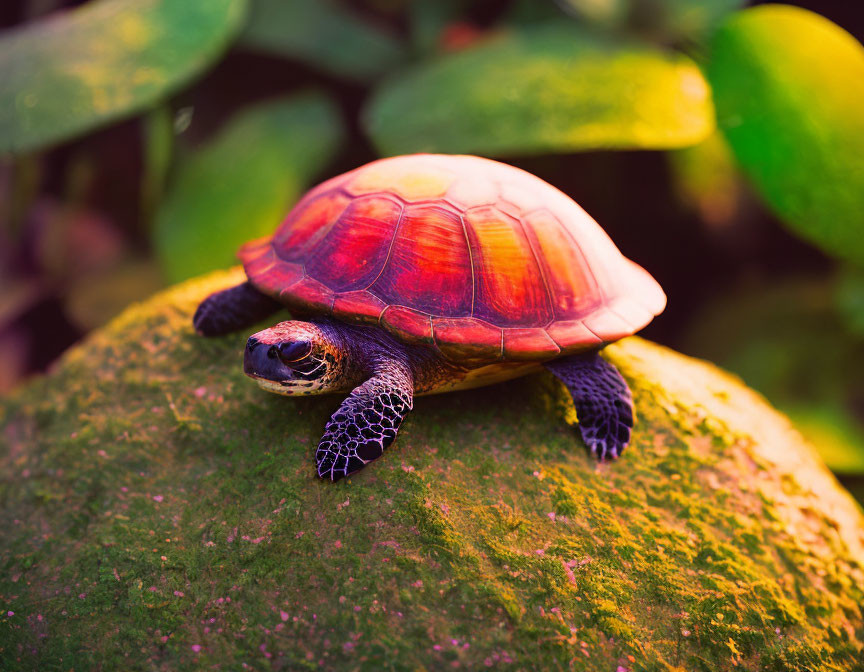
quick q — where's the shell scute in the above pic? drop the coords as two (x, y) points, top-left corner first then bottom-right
(272, 190), (351, 262)
(332, 290), (387, 324)
(280, 276), (334, 313)
(503, 328), (561, 360)
(433, 317), (502, 363)
(521, 209), (602, 320)
(380, 306), (433, 345)
(305, 195), (402, 292)
(464, 205), (552, 327)
(545, 319), (604, 351)
(369, 203), (472, 317)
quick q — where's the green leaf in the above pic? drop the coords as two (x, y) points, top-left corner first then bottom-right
(364, 24), (714, 156)
(707, 5), (864, 265)
(154, 93), (343, 283)
(239, 0), (403, 82)
(0, 0), (248, 155)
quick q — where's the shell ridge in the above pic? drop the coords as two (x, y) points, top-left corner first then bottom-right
(358, 200), (406, 293)
(458, 211), (477, 318)
(579, 318), (605, 344)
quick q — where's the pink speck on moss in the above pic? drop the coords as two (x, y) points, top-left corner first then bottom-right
(334, 540), (342, 548)
(6, 611), (13, 617)
(78, 593), (86, 599)
(195, 386), (207, 398)
(191, 644), (202, 653)
(152, 495), (163, 503)
(280, 611), (290, 621)
(173, 591), (184, 597)
(547, 512), (556, 521)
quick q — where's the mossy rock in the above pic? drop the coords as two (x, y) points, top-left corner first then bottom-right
(1, 268), (863, 671)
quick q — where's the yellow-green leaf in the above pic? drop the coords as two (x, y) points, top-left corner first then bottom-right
(154, 94), (343, 283)
(707, 5), (864, 265)
(364, 24), (714, 157)
(0, 0), (247, 156)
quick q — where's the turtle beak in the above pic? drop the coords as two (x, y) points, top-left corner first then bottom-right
(243, 335), (290, 381)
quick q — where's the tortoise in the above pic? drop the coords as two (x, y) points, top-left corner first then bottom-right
(194, 154), (665, 481)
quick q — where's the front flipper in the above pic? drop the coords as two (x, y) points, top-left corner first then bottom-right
(544, 352), (633, 461)
(316, 359), (414, 481)
(193, 281), (281, 336)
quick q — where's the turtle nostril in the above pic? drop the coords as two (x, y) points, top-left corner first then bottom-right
(247, 337), (260, 352)
(267, 345), (279, 359)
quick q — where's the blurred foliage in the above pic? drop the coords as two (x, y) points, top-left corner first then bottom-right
(0, 0), (248, 155)
(239, 0), (404, 82)
(140, 105), (174, 225)
(154, 93), (343, 282)
(667, 130), (743, 229)
(707, 5), (864, 266)
(365, 24), (714, 156)
(558, 0), (746, 40)
(684, 279), (864, 474)
(835, 265), (864, 338)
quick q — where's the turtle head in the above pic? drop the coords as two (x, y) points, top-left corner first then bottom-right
(243, 320), (348, 396)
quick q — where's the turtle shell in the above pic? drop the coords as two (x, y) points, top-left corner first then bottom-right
(239, 154), (665, 363)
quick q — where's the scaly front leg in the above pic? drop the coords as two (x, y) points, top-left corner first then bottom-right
(315, 356), (414, 481)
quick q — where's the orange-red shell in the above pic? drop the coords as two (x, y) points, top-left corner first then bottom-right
(240, 154), (666, 363)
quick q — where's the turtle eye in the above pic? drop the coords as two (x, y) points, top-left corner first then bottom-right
(276, 340), (312, 365)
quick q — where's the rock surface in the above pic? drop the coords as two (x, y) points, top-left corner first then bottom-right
(1, 267), (863, 671)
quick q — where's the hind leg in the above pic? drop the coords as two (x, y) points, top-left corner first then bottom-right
(193, 282), (282, 336)
(544, 351), (634, 461)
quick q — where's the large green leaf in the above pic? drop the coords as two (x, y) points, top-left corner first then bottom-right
(0, 0), (247, 156)
(707, 5), (864, 265)
(364, 24), (714, 156)
(154, 94), (343, 283)
(239, 0), (403, 82)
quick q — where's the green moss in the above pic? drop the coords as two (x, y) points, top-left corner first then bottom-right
(1, 267), (863, 671)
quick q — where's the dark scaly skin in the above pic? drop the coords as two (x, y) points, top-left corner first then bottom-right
(194, 282), (281, 336)
(196, 284), (636, 480)
(544, 353), (633, 461)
